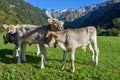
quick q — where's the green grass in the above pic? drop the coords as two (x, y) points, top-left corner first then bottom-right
(0, 33), (120, 80)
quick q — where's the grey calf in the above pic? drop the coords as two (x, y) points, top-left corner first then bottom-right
(6, 18), (64, 68)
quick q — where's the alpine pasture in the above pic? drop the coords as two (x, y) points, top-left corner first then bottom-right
(0, 33), (120, 80)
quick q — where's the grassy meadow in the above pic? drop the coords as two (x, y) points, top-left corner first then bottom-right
(0, 32), (120, 80)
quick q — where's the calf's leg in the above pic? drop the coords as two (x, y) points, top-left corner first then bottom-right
(61, 50), (67, 71)
(95, 47), (99, 65)
(17, 47), (21, 64)
(37, 44), (40, 55)
(89, 43), (95, 65)
(40, 46), (46, 68)
(16, 42), (22, 64)
(70, 49), (75, 72)
(13, 46), (18, 58)
(92, 41), (99, 65)
(21, 43), (26, 62)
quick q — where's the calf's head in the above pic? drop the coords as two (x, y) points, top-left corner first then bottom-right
(44, 31), (58, 48)
(48, 18), (64, 31)
(3, 24), (17, 34)
(3, 33), (17, 44)
(3, 33), (10, 44)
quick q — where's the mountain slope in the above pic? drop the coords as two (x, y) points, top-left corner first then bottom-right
(71, 1), (120, 29)
(0, 0), (48, 27)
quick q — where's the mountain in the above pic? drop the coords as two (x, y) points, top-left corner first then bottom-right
(50, 5), (98, 22)
(70, 0), (120, 29)
(0, 0), (119, 31)
(49, 0), (120, 29)
(0, 0), (48, 27)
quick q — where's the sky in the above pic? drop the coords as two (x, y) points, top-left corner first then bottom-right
(25, 0), (106, 11)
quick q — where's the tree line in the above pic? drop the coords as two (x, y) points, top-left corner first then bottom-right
(97, 18), (120, 36)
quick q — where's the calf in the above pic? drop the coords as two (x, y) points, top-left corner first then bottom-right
(3, 24), (40, 57)
(3, 18), (64, 68)
(44, 26), (99, 72)
(3, 33), (40, 58)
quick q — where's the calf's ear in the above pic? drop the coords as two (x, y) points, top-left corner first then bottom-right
(60, 21), (64, 26)
(3, 24), (8, 29)
(48, 18), (53, 24)
(53, 35), (58, 40)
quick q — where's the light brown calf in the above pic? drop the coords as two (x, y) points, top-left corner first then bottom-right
(44, 26), (99, 72)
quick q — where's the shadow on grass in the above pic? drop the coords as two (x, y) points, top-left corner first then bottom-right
(0, 49), (64, 69)
(0, 49), (40, 64)
(47, 58), (62, 62)
(33, 57), (63, 69)
(25, 54), (40, 64)
(0, 49), (16, 64)
(0, 49), (13, 57)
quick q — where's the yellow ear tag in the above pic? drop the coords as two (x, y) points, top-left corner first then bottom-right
(53, 35), (58, 40)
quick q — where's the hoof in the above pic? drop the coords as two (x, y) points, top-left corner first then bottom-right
(95, 63), (98, 66)
(61, 65), (65, 71)
(71, 69), (75, 73)
(61, 67), (64, 71)
(92, 62), (98, 66)
(22, 58), (26, 62)
(37, 53), (40, 56)
(17, 62), (21, 65)
(40, 66), (44, 69)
